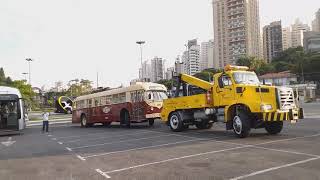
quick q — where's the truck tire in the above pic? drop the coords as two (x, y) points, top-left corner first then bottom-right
(265, 121), (283, 135)
(233, 111), (251, 138)
(195, 121), (213, 129)
(169, 112), (184, 132)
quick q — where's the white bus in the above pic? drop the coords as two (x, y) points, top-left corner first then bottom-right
(0, 86), (27, 135)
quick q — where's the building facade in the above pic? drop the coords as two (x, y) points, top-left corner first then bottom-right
(174, 57), (184, 75)
(150, 57), (164, 82)
(200, 40), (215, 71)
(182, 39), (200, 75)
(291, 19), (310, 47)
(282, 27), (292, 50)
(303, 31), (320, 53)
(312, 9), (320, 32)
(263, 21), (283, 63)
(213, 0), (261, 68)
(165, 67), (175, 80)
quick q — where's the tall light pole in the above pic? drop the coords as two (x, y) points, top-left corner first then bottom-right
(25, 58), (33, 85)
(22, 72), (28, 82)
(136, 41), (145, 80)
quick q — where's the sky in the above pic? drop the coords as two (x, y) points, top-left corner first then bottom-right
(0, 0), (319, 89)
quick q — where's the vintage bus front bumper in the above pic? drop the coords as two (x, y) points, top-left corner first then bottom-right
(262, 108), (304, 123)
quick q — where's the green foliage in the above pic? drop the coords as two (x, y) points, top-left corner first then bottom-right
(65, 79), (93, 96)
(156, 79), (175, 90)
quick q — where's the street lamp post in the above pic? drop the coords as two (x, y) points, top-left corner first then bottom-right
(22, 72), (28, 82)
(25, 58), (33, 85)
(136, 41), (145, 80)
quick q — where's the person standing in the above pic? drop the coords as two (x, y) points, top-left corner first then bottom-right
(42, 111), (50, 133)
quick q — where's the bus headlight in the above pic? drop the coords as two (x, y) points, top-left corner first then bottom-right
(261, 104), (272, 111)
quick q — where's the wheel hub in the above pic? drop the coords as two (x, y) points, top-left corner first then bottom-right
(170, 115), (179, 129)
(233, 116), (242, 134)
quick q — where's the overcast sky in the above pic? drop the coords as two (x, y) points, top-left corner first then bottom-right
(1, 0), (319, 89)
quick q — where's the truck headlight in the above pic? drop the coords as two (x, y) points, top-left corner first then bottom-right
(261, 104), (273, 111)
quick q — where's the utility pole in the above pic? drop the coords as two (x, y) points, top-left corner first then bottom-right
(25, 58), (33, 85)
(22, 72), (28, 82)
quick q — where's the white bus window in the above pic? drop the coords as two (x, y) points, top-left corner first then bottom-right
(88, 99), (92, 108)
(106, 96), (112, 105)
(119, 93), (126, 103)
(94, 98), (100, 107)
(101, 96), (107, 105)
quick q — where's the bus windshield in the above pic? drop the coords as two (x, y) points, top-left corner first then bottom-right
(145, 91), (168, 101)
(233, 72), (260, 85)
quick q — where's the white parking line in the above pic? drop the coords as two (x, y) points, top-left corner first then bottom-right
(66, 147), (72, 152)
(96, 169), (111, 179)
(230, 157), (320, 180)
(76, 155), (86, 161)
(58, 142), (63, 145)
(95, 132), (320, 178)
(70, 134), (175, 150)
(102, 145), (250, 175)
(63, 130), (154, 143)
(83, 138), (208, 159)
(253, 146), (319, 158)
(53, 130), (139, 140)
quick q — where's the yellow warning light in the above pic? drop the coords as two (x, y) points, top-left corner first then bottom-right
(224, 65), (249, 71)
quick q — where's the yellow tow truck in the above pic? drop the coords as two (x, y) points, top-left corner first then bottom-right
(161, 65), (304, 138)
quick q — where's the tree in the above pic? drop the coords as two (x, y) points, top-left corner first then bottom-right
(0, 67), (6, 85)
(156, 79), (175, 90)
(236, 56), (272, 75)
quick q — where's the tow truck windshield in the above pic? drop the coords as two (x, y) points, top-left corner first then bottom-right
(233, 72), (260, 85)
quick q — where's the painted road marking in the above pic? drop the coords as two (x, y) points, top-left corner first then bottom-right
(253, 146), (319, 158)
(101, 145), (250, 175)
(63, 130), (154, 143)
(76, 155), (86, 161)
(51, 138), (57, 141)
(58, 142), (63, 145)
(95, 132), (320, 177)
(52, 130), (137, 140)
(230, 157), (320, 180)
(70, 134), (175, 150)
(66, 147), (72, 152)
(96, 169), (111, 179)
(83, 138), (209, 159)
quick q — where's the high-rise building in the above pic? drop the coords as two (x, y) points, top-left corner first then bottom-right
(282, 27), (292, 50)
(182, 39), (200, 75)
(263, 21), (283, 63)
(150, 57), (164, 82)
(165, 67), (175, 80)
(312, 9), (320, 32)
(174, 56), (184, 74)
(213, 0), (261, 68)
(303, 31), (320, 53)
(291, 19), (310, 47)
(200, 40), (215, 71)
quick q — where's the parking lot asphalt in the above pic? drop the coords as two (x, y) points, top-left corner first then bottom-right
(1, 118), (320, 180)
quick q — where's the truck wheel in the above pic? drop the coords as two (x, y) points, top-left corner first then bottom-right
(148, 119), (155, 126)
(195, 121), (213, 129)
(233, 111), (251, 138)
(81, 115), (88, 128)
(169, 112), (184, 132)
(265, 121), (283, 135)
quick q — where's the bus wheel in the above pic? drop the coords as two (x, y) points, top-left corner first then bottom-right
(169, 112), (184, 132)
(103, 122), (111, 127)
(233, 111), (251, 138)
(81, 115), (88, 128)
(148, 119), (155, 126)
(265, 121), (283, 135)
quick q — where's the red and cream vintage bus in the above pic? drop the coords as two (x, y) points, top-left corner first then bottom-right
(72, 82), (167, 127)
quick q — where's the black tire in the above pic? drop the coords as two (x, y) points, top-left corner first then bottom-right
(103, 122), (111, 127)
(265, 121), (283, 135)
(148, 119), (155, 126)
(195, 121), (213, 129)
(232, 111), (251, 138)
(80, 115), (88, 128)
(120, 110), (130, 128)
(169, 112), (184, 132)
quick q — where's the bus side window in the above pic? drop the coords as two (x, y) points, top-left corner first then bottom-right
(88, 99), (92, 108)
